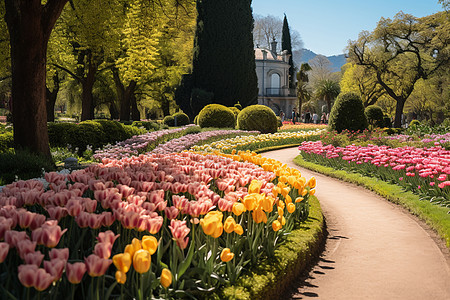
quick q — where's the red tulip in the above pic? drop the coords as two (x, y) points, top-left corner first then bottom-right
(66, 262), (87, 284)
(44, 258), (65, 281)
(96, 230), (120, 245)
(49, 248), (69, 262)
(24, 251), (44, 266)
(85, 254), (112, 277)
(0, 242), (10, 263)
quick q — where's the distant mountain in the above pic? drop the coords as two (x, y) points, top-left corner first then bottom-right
(292, 49), (346, 73)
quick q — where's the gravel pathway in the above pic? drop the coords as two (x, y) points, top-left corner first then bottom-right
(262, 147), (450, 300)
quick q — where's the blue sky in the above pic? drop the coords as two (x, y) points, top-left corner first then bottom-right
(251, 0), (444, 56)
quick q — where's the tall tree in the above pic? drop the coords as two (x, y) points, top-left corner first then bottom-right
(296, 63), (311, 119)
(189, 0), (257, 113)
(4, 0), (68, 159)
(282, 14), (295, 89)
(315, 79), (340, 114)
(348, 12), (449, 127)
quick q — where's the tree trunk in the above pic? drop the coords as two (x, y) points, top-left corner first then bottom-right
(46, 72), (60, 122)
(393, 98), (406, 128)
(131, 93), (140, 121)
(80, 55), (96, 121)
(109, 101), (119, 120)
(161, 97), (170, 117)
(5, 0), (68, 159)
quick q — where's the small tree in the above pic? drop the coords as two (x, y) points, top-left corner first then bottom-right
(365, 105), (384, 128)
(329, 92), (368, 133)
(282, 15), (295, 89)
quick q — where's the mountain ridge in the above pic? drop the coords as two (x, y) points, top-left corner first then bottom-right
(292, 48), (346, 73)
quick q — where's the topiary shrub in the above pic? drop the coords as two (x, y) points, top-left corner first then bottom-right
(197, 104), (235, 128)
(328, 92), (368, 133)
(193, 115), (199, 125)
(172, 112), (190, 126)
(163, 115), (175, 127)
(48, 122), (78, 148)
(67, 120), (106, 154)
(234, 102), (242, 110)
(276, 116), (283, 128)
(122, 125), (146, 139)
(365, 105), (384, 128)
(237, 105), (278, 133)
(95, 119), (128, 143)
(132, 121), (159, 132)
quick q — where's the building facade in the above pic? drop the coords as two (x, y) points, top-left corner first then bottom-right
(255, 40), (297, 118)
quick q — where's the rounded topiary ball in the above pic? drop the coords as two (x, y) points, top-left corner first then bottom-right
(365, 105), (384, 128)
(172, 112), (190, 126)
(237, 105), (278, 133)
(328, 92), (368, 133)
(197, 104), (235, 128)
(163, 115), (175, 127)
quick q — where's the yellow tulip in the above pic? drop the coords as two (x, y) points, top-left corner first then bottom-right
(115, 270), (127, 284)
(287, 202), (296, 214)
(261, 195), (274, 213)
(212, 222), (223, 238)
(224, 216), (237, 234)
(142, 235), (158, 255)
(278, 215), (286, 226)
(232, 202), (246, 216)
(301, 189), (308, 197)
(308, 177), (316, 189)
(281, 186), (291, 197)
(295, 197), (304, 203)
(272, 186), (280, 198)
(285, 194), (292, 204)
(272, 220), (282, 232)
(287, 176), (297, 187)
(200, 211), (223, 237)
(234, 224), (244, 235)
(113, 252), (132, 273)
(279, 175), (288, 183)
(252, 209), (267, 224)
(220, 248), (234, 262)
(309, 189), (316, 196)
(124, 238), (141, 258)
(133, 249), (151, 274)
(277, 200), (285, 209)
(160, 268), (172, 288)
(242, 194), (257, 211)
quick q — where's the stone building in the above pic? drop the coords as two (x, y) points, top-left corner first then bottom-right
(254, 39), (297, 117)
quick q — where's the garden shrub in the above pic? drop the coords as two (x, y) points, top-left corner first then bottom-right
(120, 120), (133, 126)
(193, 115), (199, 125)
(163, 115), (175, 127)
(0, 132), (14, 153)
(328, 92), (368, 133)
(237, 105), (278, 133)
(47, 122), (78, 147)
(132, 121), (160, 132)
(409, 119), (421, 128)
(365, 105), (384, 128)
(122, 124), (146, 139)
(276, 116), (283, 128)
(172, 112), (190, 126)
(66, 120), (106, 154)
(0, 150), (55, 185)
(383, 115), (392, 128)
(229, 106), (241, 121)
(197, 104), (235, 128)
(95, 119), (129, 143)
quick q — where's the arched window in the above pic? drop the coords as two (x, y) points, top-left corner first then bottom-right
(268, 73), (281, 96)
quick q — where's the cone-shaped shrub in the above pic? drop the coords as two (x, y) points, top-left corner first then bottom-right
(328, 92), (368, 133)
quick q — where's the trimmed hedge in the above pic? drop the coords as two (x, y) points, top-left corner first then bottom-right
(163, 115), (175, 127)
(173, 112), (190, 126)
(132, 121), (160, 132)
(328, 92), (368, 133)
(237, 105), (278, 134)
(198, 104), (235, 128)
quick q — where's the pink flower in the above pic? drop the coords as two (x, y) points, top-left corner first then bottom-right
(147, 216), (163, 234)
(18, 264), (54, 291)
(66, 262), (87, 284)
(66, 199), (83, 217)
(430, 182), (435, 186)
(0, 242), (10, 263)
(100, 212), (115, 227)
(0, 217), (14, 240)
(96, 230), (120, 246)
(16, 240), (37, 259)
(5, 230), (29, 248)
(32, 221), (67, 248)
(81, 198), (97, 213)
(24, 251), (44, 266)
(46, 206), (68, 221)
(169, 220), (190, 250)
(44, 258), (65, 281)
(399, 177), (403, 181)
(164, 206), (179, 220)
(49, 248), (69, 262)
(94, 242), (113, 259)
(84, 254), (112, 277)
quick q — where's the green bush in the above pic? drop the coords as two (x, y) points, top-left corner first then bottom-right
(229, 107), (241, 121)
(122, 125), (146, 139)
(383, 115), (392, 128)
(237, 105), (278, 133)
(328, 92), (368, 133)
(0, 132), (14, 153)
(193, 115), (199, 125)
(163, 115), (175, 127)
(197, 104), (235, 128)
(95, 119), (128, 143)
(0, 150), (55, 185)
(276, 116), (283, 128)
(365, 105), (384, 128)
(409, 119), (421, 128)
(67, 120), (106, 154)
(132, 121), (159, 131)
(48, 122), (78, 147)
(172, 112), (190, 126)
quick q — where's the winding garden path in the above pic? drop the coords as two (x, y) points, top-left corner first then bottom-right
(262, 147), (450, 300)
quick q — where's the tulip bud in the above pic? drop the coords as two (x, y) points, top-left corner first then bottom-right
(160, 268), (172, 288)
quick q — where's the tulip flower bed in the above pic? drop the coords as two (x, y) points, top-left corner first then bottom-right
(279, 123), (327, 132)
(92, 125), (198, 161)
(191, 129), (325, 154)
(151, 129), (258, 154)
(298, 141), (450, 208)
(0, 149), (316, 299)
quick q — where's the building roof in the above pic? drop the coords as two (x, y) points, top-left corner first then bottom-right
(255, 47), (283, 61)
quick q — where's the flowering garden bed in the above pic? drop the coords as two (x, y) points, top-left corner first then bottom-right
(0, 147), (320, 299)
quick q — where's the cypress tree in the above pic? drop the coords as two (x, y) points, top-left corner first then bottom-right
(189, 0), (258, 113)
(282, 14), (295, 89)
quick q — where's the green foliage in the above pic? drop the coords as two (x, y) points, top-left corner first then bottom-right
(276, 116), (283, 128)
(234, 102), (242, 110)
(328, 92), (368, 133)
(193, 115), (199, 125)
(47, 122), (78, 147)
(409, 119), (421, 128)
(282, 15), (295, 89)
(237, 105), (278, 134)
(365, 105), (384, 128)
(191, 0), (258, 108)
(0, 150), (55, 185)
(94, 119), (128, 143)
(197, 104), (235, 128)
(67, 120), (106, 154)
(132, 121), (160, 132)
(0, 132), (13, 153)
(163, 115), (175, 127)
(173, 112), (190, 126)
(229, 106), (241, 121)
(122, 124), (146, 138)
(190, 88), (214, 117)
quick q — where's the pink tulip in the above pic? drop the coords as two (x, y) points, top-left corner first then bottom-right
(121, 211), (140, 229)
(172, 195), (188, 211)
(66, 262), (86, 284)
(101, 212), (115, 227)
(147, 216), (163, 234)
(34, 221), (67, 248)
(0, 242), (10, 263)
(29, 213), (46, 231)
(0, 217), (14, 240)
(49, 248), (69, 262)
(66, 199), (83, 217)
(81, 198), (97, 213)
(169, 220), (190, 250)
(44, 258), (65, 281)
(5, 230), (29, 248)
(75, 211), (90, 228)
(18, 264), (39, 288)
(164, 206), (179, 220)
(45, 172), (66, 185)
(94, 242), (112, 259)
(87, 213), (103, 229)
(116, 184), (135, 198)
(24, 251), (44, 266)
(84, 254), (112, 277)
(16, 240), (37, 259)
(46, 206), (68, 221)
(96, 230), (119, 245)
